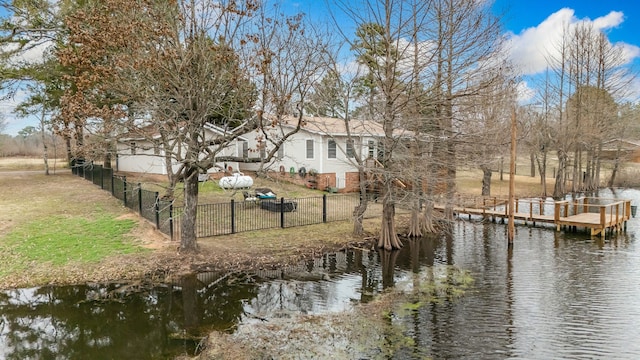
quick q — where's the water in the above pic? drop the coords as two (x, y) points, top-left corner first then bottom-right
(1, 189), (640, 359)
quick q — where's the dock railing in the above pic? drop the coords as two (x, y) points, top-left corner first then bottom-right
(555, 197), (631, 229)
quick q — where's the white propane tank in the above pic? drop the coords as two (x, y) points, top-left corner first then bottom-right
(218, 172), (254, 189)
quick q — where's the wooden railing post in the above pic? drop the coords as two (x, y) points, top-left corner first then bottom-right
(529, 202), (533, 220)
(626, 200), (631, 219)
(583, 198), (589, 214)
(554, 202), (560, 231)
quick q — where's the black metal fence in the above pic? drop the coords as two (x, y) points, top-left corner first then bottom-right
(71, 162), (383, 241)
(71, 162), (174, 239)
(170, 194), (383, 240)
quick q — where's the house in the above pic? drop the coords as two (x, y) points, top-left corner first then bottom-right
(600, 139), (640, 162)
(239, 116), (413, 191)
(115, 123), (249, 176)
(116, 115), (415, 192)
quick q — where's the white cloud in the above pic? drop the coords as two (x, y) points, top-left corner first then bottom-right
(592, 10), (624, 29)
(505, 8), (639, 76)
(516, 80), (536, 104)
(0, 89), (39, 136)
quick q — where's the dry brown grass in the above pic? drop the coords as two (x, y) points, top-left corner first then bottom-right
(0, 157), (68, 171)
(455, 169), (554, 198)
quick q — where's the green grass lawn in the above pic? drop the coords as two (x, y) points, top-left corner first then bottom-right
(0, 214), (145, 277)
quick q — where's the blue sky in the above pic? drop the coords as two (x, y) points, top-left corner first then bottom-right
(493, 0), (639, 46)
(491, 0), (640, 101)
(3, 0), (640, 135)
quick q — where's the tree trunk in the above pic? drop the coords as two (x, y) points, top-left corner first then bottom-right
(40, 123), (49, 176)
(481, 165), (492, 196)
(407, 177), (425, 238)
(378, 197), (402, 251)
(163, 150), (177, 200)
(530, 152), (535, 177)
(353, 168), (368, 236)
(421, 199), (437, 234)
(179, 166), (199, 253)
(407, 197), (423, 238)
(594, 143), (602, 189)
(553, 150), (567, 199)
(65, 135), (73, 164)
(608, 145), (622, 187)
(103, 139), (113, 169)
(536, 150), (548, 197)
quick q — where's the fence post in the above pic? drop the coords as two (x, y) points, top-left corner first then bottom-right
(231, 199), (236, 234)
(111, 172), (115, 196)
(154, 192), (160, 229)
(100, 166), (104, 189)
(138, 183), (143, 214)
(169, 203), (174, 241)
(322, 194), (327, 223)
(280, 197), (285, 228)
(123, 177), (127, 206)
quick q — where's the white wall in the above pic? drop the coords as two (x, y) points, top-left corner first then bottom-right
(116, 137), (243, 175)
(116, 140), (168, 175)
(240, 128), (379, 189)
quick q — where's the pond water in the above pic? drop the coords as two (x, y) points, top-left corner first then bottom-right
(1, 189), (640, 359)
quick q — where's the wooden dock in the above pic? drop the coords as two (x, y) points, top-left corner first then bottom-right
(436, 196), (633, 239)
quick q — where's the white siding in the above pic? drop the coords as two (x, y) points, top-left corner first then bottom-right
(239, 127), (385, 189)
(116, 132), (243, 175)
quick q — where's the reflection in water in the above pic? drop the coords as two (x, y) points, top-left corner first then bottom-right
(0, 276), (259, 359)
(1, 188), (640, 359)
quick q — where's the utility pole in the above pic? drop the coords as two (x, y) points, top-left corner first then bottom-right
(508, 107), (516, 246)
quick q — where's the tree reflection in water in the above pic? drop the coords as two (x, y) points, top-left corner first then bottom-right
(0, 274), (259, 359)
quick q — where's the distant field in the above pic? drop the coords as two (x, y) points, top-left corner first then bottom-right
(0, 157), (68, 171)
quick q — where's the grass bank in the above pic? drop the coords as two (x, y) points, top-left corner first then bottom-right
(0, 170), (166, 288)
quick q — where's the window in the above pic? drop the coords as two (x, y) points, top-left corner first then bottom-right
(130, 142), (136, 155)
(241, 141), (248, 158)
(368, 140), (375, 158)
(377, 141), (384, 160)
(328, 139), (336, 159)
(153, 143), (160, 155)
(306, 139), (314, 159)
(346, 139), (355, 158)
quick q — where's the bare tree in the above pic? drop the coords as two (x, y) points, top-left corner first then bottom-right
(457, 74), (515, 197)
(245, 6), (333, 175)
(544, 21), (634, 197)
(330, 0), (508, 248)
(92, 0), (260, 253)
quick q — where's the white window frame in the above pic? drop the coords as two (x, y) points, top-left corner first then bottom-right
(328, 139), (337, 159)
(346, 139), (355, 158)
(306, 139), (314, 159)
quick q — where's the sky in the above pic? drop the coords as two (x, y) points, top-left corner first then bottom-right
(2, 0), (640, 136)
(491, 0), (640, 101)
